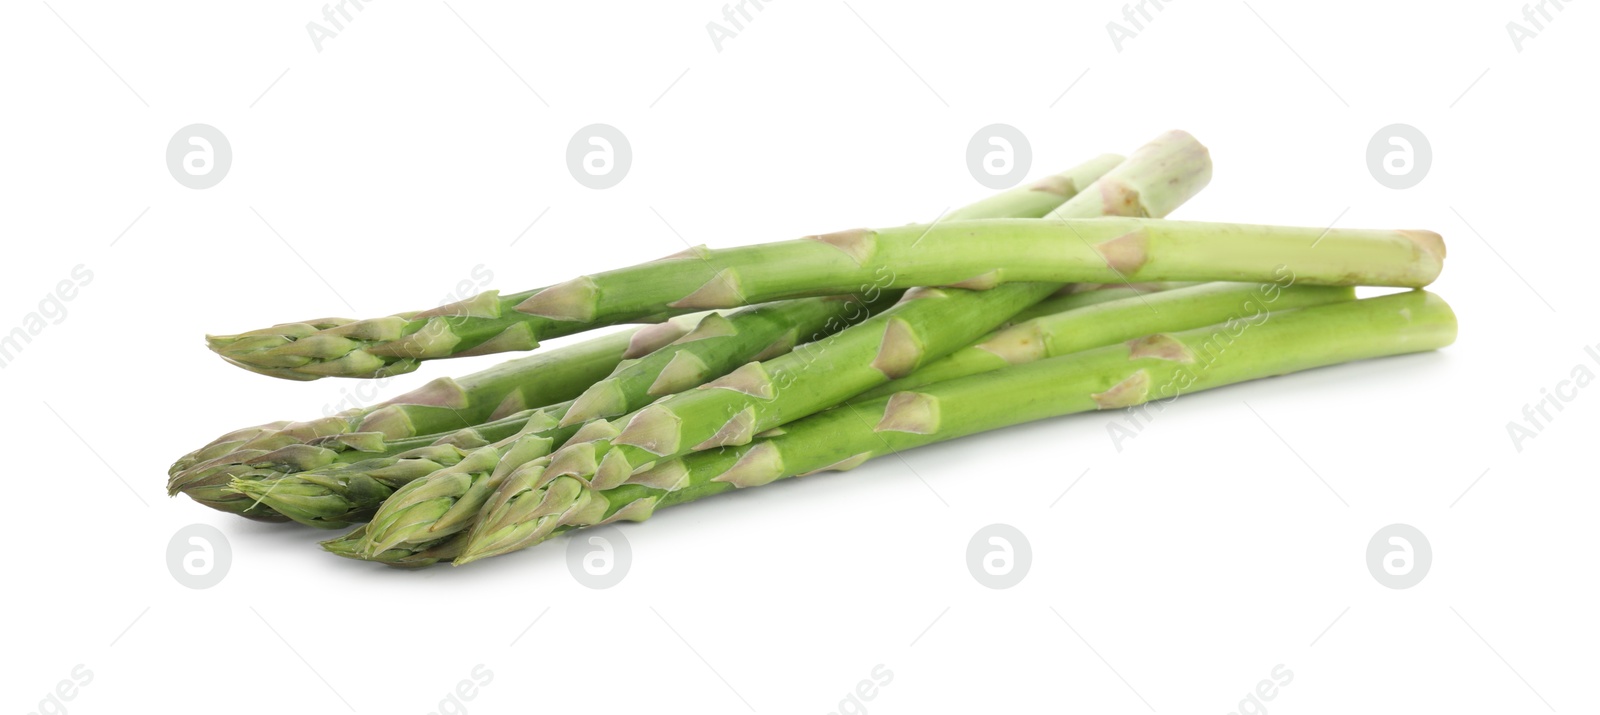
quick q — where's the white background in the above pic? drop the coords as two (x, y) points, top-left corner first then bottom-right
(3, 1), (1595, 713)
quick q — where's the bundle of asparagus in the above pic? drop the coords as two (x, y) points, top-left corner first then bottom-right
(171, 130), (1455, 569)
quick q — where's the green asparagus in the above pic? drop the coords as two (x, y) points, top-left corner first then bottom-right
(151, 127), (1465, 582)
(210, 188), (1442, 382)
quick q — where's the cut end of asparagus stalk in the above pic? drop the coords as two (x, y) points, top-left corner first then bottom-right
(1048, 129), (1211, 220)
(1400, 229), (1447, 262)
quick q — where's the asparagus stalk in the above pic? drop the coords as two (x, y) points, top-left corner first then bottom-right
(211, 188), (1442, 381)
(339, 151), (1144, 558)
(208, 159), (1124, 381)
(449, 132), (1219, 562)
(450, 291), (1456, 566)
(256, 156), (1124, 530)
(853, 281), (1355, 400)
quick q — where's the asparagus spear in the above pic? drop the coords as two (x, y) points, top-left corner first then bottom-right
(435, 132), (1213, 562)
(448, 291), (1456, 566)
(244, 156), (1125, 529)
(341, 151), (1149, 557)
(207, 158), (1124, 381)
(211, 197), (1442, 381)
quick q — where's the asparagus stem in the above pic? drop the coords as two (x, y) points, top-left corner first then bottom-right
(208, 159), (1121, 382)
(212, 156), (1441, 379)
(458, 290), (1457, 566)
(454, 132), (1219, 563)
(852, 281), (1355, 400)
(331, 154), (1128, 560)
